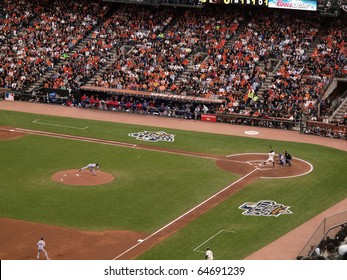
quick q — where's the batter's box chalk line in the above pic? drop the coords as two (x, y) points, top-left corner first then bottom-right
(193, 230), (237, 253)
(259, 166), (274, 170)
(247, 160), (265, 166)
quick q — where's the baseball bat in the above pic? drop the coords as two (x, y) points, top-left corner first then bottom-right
(270, 145), (273, 150)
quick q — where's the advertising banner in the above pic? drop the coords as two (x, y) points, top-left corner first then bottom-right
(201, 114), (217, 122)
(5, 92), (15, 101)
(268, 0), (317, 11)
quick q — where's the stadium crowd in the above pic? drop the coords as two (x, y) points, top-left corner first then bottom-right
(0, 0), (109, 90)
(0, 1), (346, 138)
(299, 223), (347, 260)
(185, 9), (322, 120)
(92, 4), (178, 92)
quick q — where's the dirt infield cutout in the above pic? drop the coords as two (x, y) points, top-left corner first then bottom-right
(223, 153), (313, 179)
(0, 126), (25, 140)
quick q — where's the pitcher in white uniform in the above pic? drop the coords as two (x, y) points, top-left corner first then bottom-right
(79, 163), (99, 175)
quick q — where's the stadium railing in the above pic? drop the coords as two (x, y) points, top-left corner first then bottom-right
(297, 210), (347, 258)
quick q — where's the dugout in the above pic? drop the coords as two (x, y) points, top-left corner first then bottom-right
(79, 86), (224, 119)
(216, 112), (298, 130)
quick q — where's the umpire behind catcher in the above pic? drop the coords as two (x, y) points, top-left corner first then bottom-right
(284, 150), (292, 166)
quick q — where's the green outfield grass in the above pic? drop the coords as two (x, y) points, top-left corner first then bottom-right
(1, 109), (347, 259)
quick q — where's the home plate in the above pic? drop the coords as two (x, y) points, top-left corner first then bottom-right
(76, 174), (79, 176)
(137, 239), (144, 243)
(10, 129), (15, 132)
(60, 179), (63, 181)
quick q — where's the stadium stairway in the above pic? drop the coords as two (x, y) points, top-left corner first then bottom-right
(26, 30), (101, 92)
(329, 90), (347, 122)
(26, 7), (114, 93)
(85, 12), (176, 88)
(162, 10), (206, 94)
(84, 45), (132, 87)
(255, 20), (330, 99)
(304, 20), (329, 58)
(173, 18), (248, 93)
(173, 52), (208, 90)
(224, 19), (248, 51)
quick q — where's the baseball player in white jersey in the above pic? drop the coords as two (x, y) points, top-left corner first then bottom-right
(260, 150), (275, 167)
(205, 247), (214, 260)
(36, 237), (49, 260)
(79, 163), (99, 175)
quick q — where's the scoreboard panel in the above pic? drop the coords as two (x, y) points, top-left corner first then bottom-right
(103, 0), (158, 4)
(104, 0), (316, 11)
(200, 0), (268, 6)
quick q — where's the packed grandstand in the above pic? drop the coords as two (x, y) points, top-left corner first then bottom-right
(0, 0), (346, 140)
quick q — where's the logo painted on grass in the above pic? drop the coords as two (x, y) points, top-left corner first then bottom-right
(239, 200), (292, 217)
(128, 131), (175, 142)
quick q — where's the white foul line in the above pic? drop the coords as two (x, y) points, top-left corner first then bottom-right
(193, 230), (237, 253)
(33, 119), (88, 130)
(13, 127), (137, 148)
(261, 157), (313, 179)
(113, 168), (258, 260)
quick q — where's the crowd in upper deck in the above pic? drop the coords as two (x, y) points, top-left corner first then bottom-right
(1, 1), (346, 125)
(0, 0), (108, 90)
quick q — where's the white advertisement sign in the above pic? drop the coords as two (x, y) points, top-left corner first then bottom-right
(5, 92), (15, 101)
(268, 0), (317, 11)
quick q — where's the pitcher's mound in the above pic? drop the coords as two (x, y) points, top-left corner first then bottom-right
(52, 169), (115, 186)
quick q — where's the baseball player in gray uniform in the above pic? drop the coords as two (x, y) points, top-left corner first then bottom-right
(36, 237), (49, 260)
(79, 163), (100, 175)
